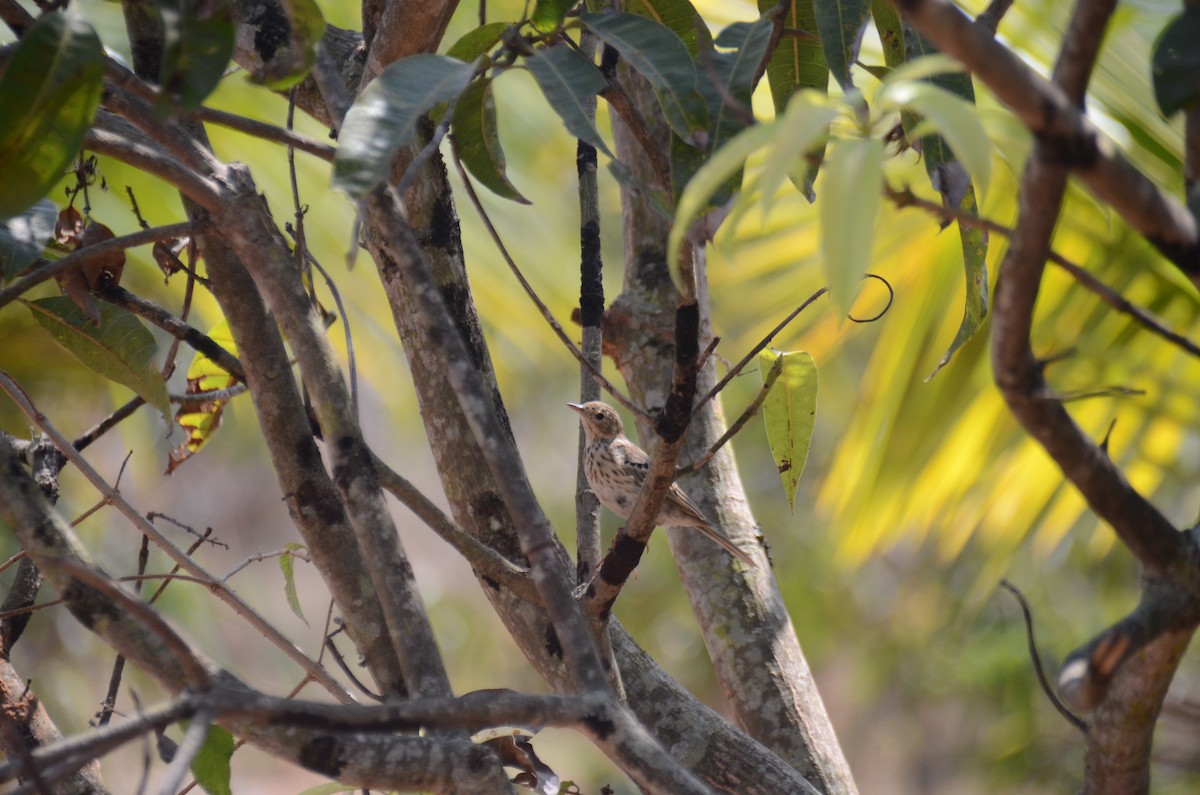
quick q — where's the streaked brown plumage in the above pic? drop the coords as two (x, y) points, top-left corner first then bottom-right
(568, 401), (755, 567)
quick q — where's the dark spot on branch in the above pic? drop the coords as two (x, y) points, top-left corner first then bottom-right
(248, 2), (291, 64)
(297, 735), (346, 778)
(582, 712), (616, 740)
(428, 187), (464, 258)
(544, 623), (563, 659)
(61, 580), (121, 629)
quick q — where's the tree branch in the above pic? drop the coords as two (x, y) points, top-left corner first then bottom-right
(893, 0), (1200, 278)
(0, 222), (195, 313)
(0, 371), (352, 699)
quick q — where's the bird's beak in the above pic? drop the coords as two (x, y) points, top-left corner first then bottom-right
(566, 403), (584, 414)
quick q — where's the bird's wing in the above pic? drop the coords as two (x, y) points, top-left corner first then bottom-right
(612, 439), (651, 485)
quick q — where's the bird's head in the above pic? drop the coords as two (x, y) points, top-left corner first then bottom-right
(567, 401), (624, 440)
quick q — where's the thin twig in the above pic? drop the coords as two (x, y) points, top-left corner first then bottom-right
(0, 371), (352, 701)
(222, 548), (310, 582)
(886, 185), (1200, 358)
(451, 150), (651, 423)
(198, 106), (336, 161)
(155, 706), (214, 795)
(94, 285), (246, 382)
(371, 452), (538, 603)
(691, 287), (827, 418)
(0, 222), (195, 312)
(999, 579), (1088, 732)
(677, 353), (783, 476)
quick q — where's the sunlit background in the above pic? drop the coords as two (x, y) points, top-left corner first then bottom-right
(2, 0), (1199, 791)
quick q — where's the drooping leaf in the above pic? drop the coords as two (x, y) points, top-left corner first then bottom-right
(169, 320), (239, 473)
(878, 43), (991, 374)
(1, 200), (56, 281)
(581, 12), (707, 144)
(622, 0), (711, 57)
(819, 136), (883, 312)
(879, 80), (991, 199)
(190, 724), (234, 795)
(759, 0), (829, 199)
(668, 16), (774, 205)
(758, 349), (818, 511)
(250, 0), (326, 89)
(0, 13), (103, 218)
(705, 16), (775, 149)
(531, 0), (577, 33)
(446, 22), (509, 62)
(668, 121), (777, 290)
(1151, 8), (1200, 117)
(452, 77), (530, 203)
(279, 542), (308, 623)
(759, 0), (827, 112)
(524, 44), (611, 156)
(928, 183), (988, 379)
(752, 91), (838, 218)
(812, 0), (871, 91)
(333, 55), (475, 199)
(869, 0), (906, 69)
(156, 0), (235, 113)
(26, 297), (171, 420)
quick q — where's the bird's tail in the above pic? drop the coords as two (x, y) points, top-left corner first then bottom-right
(690, 524), (757, 568)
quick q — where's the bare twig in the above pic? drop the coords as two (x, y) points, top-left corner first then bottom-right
(886, 185), (1200, 359)
(94, 285), (246, 382)
(451, 150), (650, 423)
(57, 560), (211, 691)
(677, 353), (783, 476)
(0, 371), (353, 701)
(0, 222), (195, 313)
(999, 579), (1087, 732)
(895, 0), (1199, 277)
(691, 287), (827, 418)
(371, 452), (538, 603)
(198, 106), (336, 161)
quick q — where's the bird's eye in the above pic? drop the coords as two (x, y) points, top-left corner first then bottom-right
(594, 413), (603, 420)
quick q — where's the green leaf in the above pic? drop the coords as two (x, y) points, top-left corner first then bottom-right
(581, 12), (707, 144)
(532, 0), (577, 33)
(754, 91), (838, 218)
(156, 0), (235, 113)
(622, 0), (711, 57)
(759, 0), (829, 199)
(813, 0), (871, 91)
(1151, 8), (1200, 117)
(758, 350), (818, 511)
(0, 13), (102, 218)
(760, 0), (828, 112)
(279, 542), (307, 624)
(190, 724), (234, 795)
(819, 136), (883, 313)
(524, 44), (611, 156)
(704, 16), (774, 149)
(333, 55), (475, 199)
(928, 183), (988, 379)
(1, 200), (56, 281)
(452, 78), (530, 204)
(26, 297), (171, 420)
(669, 16), (773, 205)
(668, 121), (777, 290)
(869, 0), (906, 68)
(446, 22), (509, 62)
(879, 80), (990, 199)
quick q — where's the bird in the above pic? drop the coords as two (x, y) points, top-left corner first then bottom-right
(568, 401), (756, 567)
